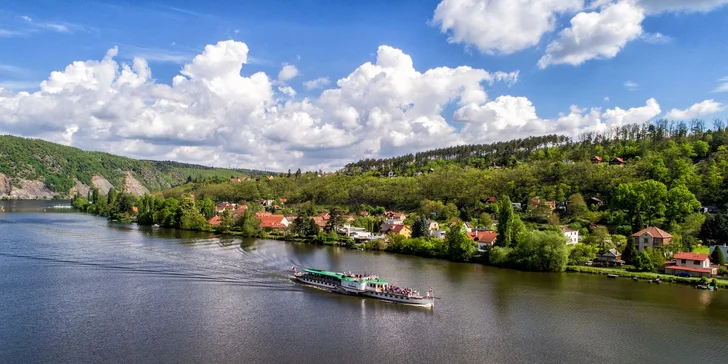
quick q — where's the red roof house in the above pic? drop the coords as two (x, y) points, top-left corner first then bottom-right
(258, 214), (290, 231)
(665, 252), (717, 277)
(632, 226), (672, 252)
(208, 216), (221, 226)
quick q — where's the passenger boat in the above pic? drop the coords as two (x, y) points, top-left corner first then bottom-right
(292, 267), (436, 308)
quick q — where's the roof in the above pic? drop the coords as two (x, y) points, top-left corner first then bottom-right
(258, 214), (287, 229)
(390, 224), (408, 233)
(674, 252), (710, 261)
(598, 249), (621, 257)
(611, 157), (625, 163)
(591, 155), (602, 161)
(561, 227), (577, 233)
(632, 226), (672, 239)
(665, 265), (714, 274)
(469, 231), (498, 243)
(207, 216), (221, 226)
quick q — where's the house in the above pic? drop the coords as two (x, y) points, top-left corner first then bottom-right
(665, 252), (717, 277)
(632, 226), (673, 252)
(586, 197), (603, 208)
(430, 230), (447, 239)
(561, 227), (579, 245)
(595, 249), (624, 266)
(208, 216), (221, 226)
(340, 224), (372, 239)
(312, 216), (328, 228)
(426, 220), (440, 232)
(389, 224), (412, 238)
(258, 214), (290, 231)
(591, 156), (603, 164)
(231, 205), (247, 216)
(229, 177), (243, 183)
(279, 198), (288, 204)
(529, 198), (556, 211)
(702, 205), (719, 214)
(485, 196), (497, 204)
(609, 157), (625, 167)
(511, 202), (522, 210)
(468, 231), (498, 252)
(216, 202), (237, 213)
(384, 211), (406, 225)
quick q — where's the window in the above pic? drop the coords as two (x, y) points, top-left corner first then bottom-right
(694, 261), (700, 265)
(643, 238), (648, 245)
(681, 259), (686, 264)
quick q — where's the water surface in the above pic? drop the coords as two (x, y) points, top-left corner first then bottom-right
(1, 205), (727, 363)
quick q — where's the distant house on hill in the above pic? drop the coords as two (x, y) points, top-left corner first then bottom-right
(468, 231), (497, 252)
(591, 156), (603, 164)
(561, 227), (579, 245)
(595, 249), (624, 266)
(609, 157), (625, 167)
(632, 226), (673, 252)
(208, 216), (221, 226)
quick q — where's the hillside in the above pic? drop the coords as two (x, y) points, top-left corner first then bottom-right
(0, 135), (267, 199)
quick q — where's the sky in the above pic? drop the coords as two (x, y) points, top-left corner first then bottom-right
(1, 0), (728, 172)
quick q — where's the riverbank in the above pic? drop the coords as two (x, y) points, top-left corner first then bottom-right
(567, 265), (728, 288)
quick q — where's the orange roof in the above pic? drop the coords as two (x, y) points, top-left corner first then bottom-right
(632, 226), (672, 238)
(665, 265), (714, 274)
(468, 231), (498, 243)
(390, 225), (408, 233)
(674, 252), (710, 261)
(258, 214), (287, 229)
(208, 216), (221, 226)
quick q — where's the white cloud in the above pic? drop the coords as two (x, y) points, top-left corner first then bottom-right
(303, 77), (331, 90)
(124, 45), (193, 64)
(636, 0), (728, 14)
(713, 77), (728, 93)
(277, 64), (299, 82)
(538, 1), (644, 68)
(0, 40), (683, 171)
(624, 80), (639, 91)
(664, 100), (724, 120)
(640, 32), (672, 44)
(432, 0), (583, 55)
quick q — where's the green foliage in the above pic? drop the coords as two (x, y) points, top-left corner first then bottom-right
(569, 244), (598, 265)
(496, 196), (524, 248)
(510, 230), (570, 272)
(488, 247), (512, 266)
(711, 246), (726, 265)
(447, 222), (475, 261)
(635, 248), (655, 272)
(622, 240), (638, 265)
(198, 198), (216, 219)
(700, 214), (728, 245)
(411, 214), (430, 239)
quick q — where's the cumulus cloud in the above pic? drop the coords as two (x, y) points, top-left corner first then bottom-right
(432, 0), (583, 55)
(538, 1), (644, 68)
(0, 40), (674, 171)
(277, 64), (299, 82)
(664, 100), (724, 120)
(303, 77), (331, 90)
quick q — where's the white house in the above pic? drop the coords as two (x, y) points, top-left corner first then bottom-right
(561, 227), (579, 245)
(665, 252), (717, 277)
(384, 211), (406, 225)
(430, 230), (446, 239)
(632, 226), (673, 253)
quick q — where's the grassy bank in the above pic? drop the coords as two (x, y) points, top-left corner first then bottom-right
(566, 265), (728, 288)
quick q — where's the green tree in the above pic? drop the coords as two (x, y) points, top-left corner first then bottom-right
(614, 180), (668, 231)
(622, 239), (638, 265)
(91, 188), (100, 204)
(711, 247), (726, 265)
(511, 230), (569, 272)
(665, 185), (701, 223)
(478, 212), (492, 229)
(325, 208), (345, 232)
(107, 187), (117, 205)
(447, 222), (475, 261)
(198, 198), (216, 219)
(177, 196), (206, 230)
(565, 193), (591, 222)
(496, 196), (524, 248)
(219, 209), (234, 233)
(568, 244), (598, 265)
(235, 209), (261, 237)
(635, 248), (655, 272)
(699, 213), (728, 245)
(411, 214), (430, 239)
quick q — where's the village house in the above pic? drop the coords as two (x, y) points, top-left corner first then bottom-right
(384, 211), (406, 225)
(207, 216), (221, 226)
(609, 157), (625, 167)
(389, 224), (412, 238)
(216, 202), (237, 214)
(561, 227), (579, 245)
(594, 249), (624, 266)
(591, 155), (603, 164)
(339, 224), (372, 239)
(229, 177), (243, 183)
(468, 231), (498, 252)
(256, 213), (290, 231)
(484, 196), (497, 204)
(665, 252), (718, 277)
(632, 226), (673, 253)
(586, 197), (603, 208)
(529, 198), (556, 211)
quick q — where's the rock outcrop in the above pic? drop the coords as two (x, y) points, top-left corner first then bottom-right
(123, 172), (150, 195)
(69, 179), (91, 198)
(9, 179), (55, 199)
(91, 175), (114, 195)
(0, 173), (11, 197)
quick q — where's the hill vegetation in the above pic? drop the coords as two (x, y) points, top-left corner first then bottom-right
(0, 135), (267, 197)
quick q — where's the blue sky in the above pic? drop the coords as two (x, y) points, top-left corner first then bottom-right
(1, 0), (728, 170)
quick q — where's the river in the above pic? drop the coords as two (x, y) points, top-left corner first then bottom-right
(2, 202), (728, 364)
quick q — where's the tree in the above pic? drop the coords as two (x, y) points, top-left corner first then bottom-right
(622, 240), (638, 265)
(91, 188), (99, 204)
(107, 187), (117, 205)
(295, 168), (302, 178)
(219, 209), (234, 233)
(614, 180), (668, 231)
(325, 208), (345, 232)
(569, 244), (598, 265)
(177, 196), (206, 230)
(711, 247), (726, 265)
(665, 185), (701, 223)
(447, 222), (475, 261)
(699, 213), (728, 245)
(496, 196), (524, 248)
(235, 209), (261, 237)
(198, 198), (216, 219)
(635, 248), (655, 272)
(511, 230), (569, 272)
(478, 212), (492, 229)
(564, 193), (590, 222)
(411, 215), (430, 239)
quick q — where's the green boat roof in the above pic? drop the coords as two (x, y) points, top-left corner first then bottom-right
(304, 268), (389, 284)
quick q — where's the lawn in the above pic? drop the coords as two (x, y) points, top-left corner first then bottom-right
(566, 265), (728, 288)
(692, 246), (711, 254)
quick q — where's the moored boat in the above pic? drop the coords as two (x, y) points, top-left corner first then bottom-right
(292, 267), (436, 308)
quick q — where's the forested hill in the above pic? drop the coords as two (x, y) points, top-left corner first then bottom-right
(0, 135), (267, 198)
(341, 120), (723, 177)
